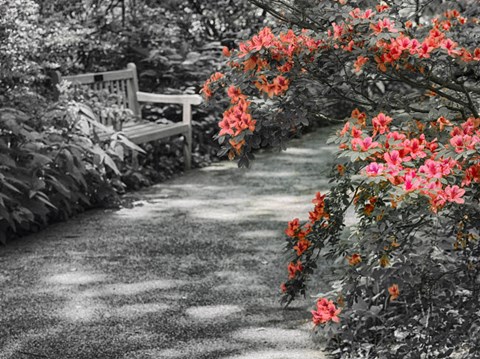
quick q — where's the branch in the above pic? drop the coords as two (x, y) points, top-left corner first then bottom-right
(461, 83), (479, 118)
(392, 70), (473, 113)
(248, 0), (296, 26)
(428, 74), (480, 96)
(417, 0), (439, 21)
(247, 0), (326, 31)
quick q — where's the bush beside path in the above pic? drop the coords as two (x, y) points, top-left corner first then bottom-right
(0, 129), (338, 359)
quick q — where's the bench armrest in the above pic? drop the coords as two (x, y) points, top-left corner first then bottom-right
(136, 91), (202, 105)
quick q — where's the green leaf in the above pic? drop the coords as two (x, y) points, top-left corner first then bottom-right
(34, 192), (57, 210)
(0, 205), (14, 229)
(0, 154), (16, 167)
(115, 134), (146, 154)
(46, 176), (71, 198)
(1, 181), (22, 194)
(30, 153), (53, 168)
(103, 154), (120, 175)
(78, 103), (98, 122)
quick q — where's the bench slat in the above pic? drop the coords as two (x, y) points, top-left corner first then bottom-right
(122, 121), (187, 132)
(63, 69), (135, 85)
(137, 91), (202, 105)
(122, 122), (190, 144)
(122, 122), (161, 131)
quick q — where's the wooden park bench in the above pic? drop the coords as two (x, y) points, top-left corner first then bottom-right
(52, 63), (202, 170)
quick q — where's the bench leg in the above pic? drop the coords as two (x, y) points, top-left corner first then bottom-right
(184, 129), (192, 171)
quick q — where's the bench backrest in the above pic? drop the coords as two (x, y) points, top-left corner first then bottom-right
(52, 63), (142, 125)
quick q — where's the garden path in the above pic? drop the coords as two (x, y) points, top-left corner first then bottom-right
(0, 128), (341, 359)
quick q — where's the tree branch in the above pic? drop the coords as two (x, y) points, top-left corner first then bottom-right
(392, 70), (473, 113)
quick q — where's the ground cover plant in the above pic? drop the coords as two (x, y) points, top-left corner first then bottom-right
(205, 0), (480, 357)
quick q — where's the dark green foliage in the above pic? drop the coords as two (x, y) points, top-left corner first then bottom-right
(0, 102), (120, 243)
(0, 0), (268, 241)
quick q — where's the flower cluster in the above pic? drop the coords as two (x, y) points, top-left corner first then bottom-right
(218, 99), (256, 137)
(287, 260), (304, 279)
(388, 284), (400, 301)
(237, 27), (321, 64)
(254, 75), (290, 97)
(282, 192), (332, 288)
(228, 27), (325, 102)
(330, 6), (480, 72)
(285, 218), (311, 257)
(201, 72), (224, 99)
(285, 191), (330, 259)
(309, 191), (330, 223)
(339, 111), (479, 212)
(204, 5), (480, 163)
(311, 298), (342, 325)
(203, 28), (325, 159)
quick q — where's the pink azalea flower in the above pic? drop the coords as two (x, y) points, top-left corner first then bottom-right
(351, 126), (363, 138)
(365, 162), (385, 176)
(352, 137), (380, 151)
(384, 150), (402, 166)
(417, 41), (434, 58)
(332, 22), (345, 39)
(372, 112), (393, 135)
(441, 38), (460, 56)
(402, 138), (426, 159)
(409, 39), (421, 54)
(396, 36), (411, 50)
(363, 9), (374, 19)
(403, 172), (419, 192)
(339, 122), (351, 136)
(419, 159), (444, 179)
(443, 185), (466, 204)
(312, 298), (341, 325)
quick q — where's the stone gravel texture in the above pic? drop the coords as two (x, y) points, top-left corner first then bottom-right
(0, 128), (339, 359)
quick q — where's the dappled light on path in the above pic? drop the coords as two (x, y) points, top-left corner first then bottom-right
(238, 229), (278, 240)
(46, 271), (106, 285)
(0, 129), (335, 358)
(186, 305), (243, 320)
(88, 279), (183, 296)
(226, 349), (325, 359)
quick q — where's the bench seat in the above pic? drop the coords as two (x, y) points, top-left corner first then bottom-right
(122, 121), (190, 144)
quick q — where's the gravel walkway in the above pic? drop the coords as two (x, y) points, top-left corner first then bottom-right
(0, 128), (338, 359)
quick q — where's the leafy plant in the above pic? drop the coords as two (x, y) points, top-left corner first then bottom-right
(0, 82), (147, 242)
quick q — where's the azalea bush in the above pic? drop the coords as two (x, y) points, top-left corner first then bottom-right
(204, 0), (480, 357)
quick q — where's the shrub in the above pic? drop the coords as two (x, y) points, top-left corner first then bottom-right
(205, 0), (480, 357)
(0, 84), (142, 242)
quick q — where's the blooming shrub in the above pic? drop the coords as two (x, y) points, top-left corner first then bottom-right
(289, 111), (479, 357)
(205, 0), (480, 357)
